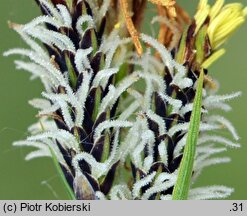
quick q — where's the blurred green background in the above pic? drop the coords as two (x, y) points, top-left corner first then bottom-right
(0, 0), (246, 199)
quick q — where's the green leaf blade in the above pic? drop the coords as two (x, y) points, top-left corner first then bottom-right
(172, 70), (204, 200)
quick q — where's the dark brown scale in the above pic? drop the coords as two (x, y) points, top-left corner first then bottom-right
(64, 50), (79, 77)
(100, 161), (120, 195)
(149, 162), (170, 173)
(163, 135), (175, 164)
(90, 52), (104, 77)
(97, 17), (106, 43)
(101, 76), (115, 99)
(131, 163), (146, 182)
(164, 66), (173, 86)
(35, 0), (53, 16)
(173, 133), (185, 146)
(163, 186), (174, 195)
(153, 92), (167, 119)
(170, 84), (188, 105)
(90, 135), (106, 162)
(153, 141), (161, 162)
(48, 45), (69, 73)
(50, 0), (66, 6)
(70, 106), (76, 122)
(165, 113), (184, 130)
(59, 164), (75, 190)
(75, 73), (84, 91)
(35, 1), (60, 32)
(84, 172), (100, 192)
(60, 27), (81, 49)
(170, 47), (176, 59)
(54, 108), (69, 131)
(71, 126), (92, 153)
(187, 68), (198, 83)
(146, 115), (160, 158)
(85, 87), (102, 117)
(92, 112), (107, 134)
(110, 98), (119, 119)
(72, 1), (83, 28)
(169, 154), (183, 172)
(140, 177), (151, 195)
(54, 118), (70, 131)
(147, 117), (159, 137)
(78, 159), (91, 174)
(82, 109), (94, 135)
(83, 1), (93, 17)
(203, 68), (208, 75)
(56, 141), (73, 169)
(79, 29), (94, 49)
(184, 111), (192, 122)
(184, 87), (196, 102)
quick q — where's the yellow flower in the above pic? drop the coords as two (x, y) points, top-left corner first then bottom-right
(195, 0), (247, 49)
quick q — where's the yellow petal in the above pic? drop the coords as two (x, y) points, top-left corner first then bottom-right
(210, 0), (224, 20)
(202, 49), (226, 68)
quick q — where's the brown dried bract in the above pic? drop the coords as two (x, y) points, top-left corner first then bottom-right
(149, 0), (177, 17)
(155, 3), (191, 59)
(120, 0), (143, 56)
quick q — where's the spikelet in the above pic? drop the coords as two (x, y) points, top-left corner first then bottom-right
(5, 0), (138, 200)
(5, 0), (245, 200)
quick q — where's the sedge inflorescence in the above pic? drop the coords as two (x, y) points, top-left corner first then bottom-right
(4, 0), (246, 200)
